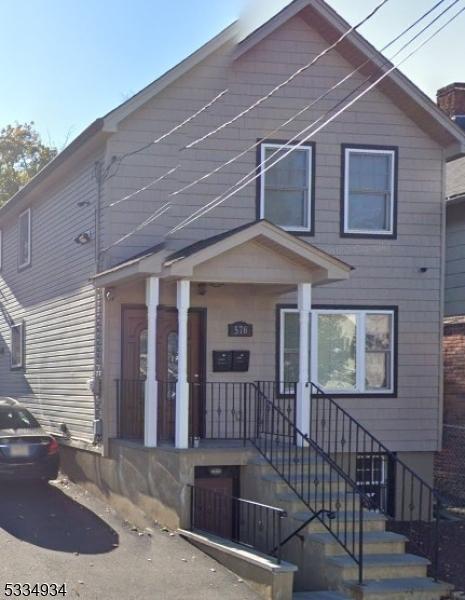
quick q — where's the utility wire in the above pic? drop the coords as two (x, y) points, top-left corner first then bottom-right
(170, 0), (448, 199)
(109, 165), (180, 208)
(103, 0), (460, 251)
(102, 88), (228, 182)
(106, 0), (391, 211)
(182, 0), (390, 150)
(170, 0), (459, 233)
(170, 1), (465, 235)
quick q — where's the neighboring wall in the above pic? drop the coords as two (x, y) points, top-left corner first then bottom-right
(100, 15), (444, 453)
(445, 201), (465, 316)
(0, 154), (101, 442)
(435, 316), (465, 504)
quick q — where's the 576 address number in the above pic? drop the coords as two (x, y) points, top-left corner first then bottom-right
(4, 583), (67, 597)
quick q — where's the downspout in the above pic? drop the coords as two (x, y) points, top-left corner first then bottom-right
(92, 159), (105, 444)
(438, 149), (446, 452)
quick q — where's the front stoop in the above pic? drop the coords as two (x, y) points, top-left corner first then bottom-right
(345, 577), (454, 600)
(293, 592), (349, 600)
(244, 451), (454, 600)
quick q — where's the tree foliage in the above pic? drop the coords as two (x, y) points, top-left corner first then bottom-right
(0, 122), (57, 206)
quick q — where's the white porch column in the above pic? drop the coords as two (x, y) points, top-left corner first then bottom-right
(145, 276), (159, 447)
(296, 283), (312, 440)
(176, 279), (190, 449)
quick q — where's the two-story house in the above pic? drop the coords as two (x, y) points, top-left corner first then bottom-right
(1, 1), (464, 598)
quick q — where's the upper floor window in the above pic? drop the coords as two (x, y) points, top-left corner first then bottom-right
(11, 322), (24, 369)
(18, 208), (31, 269)
(342, 146), (397, 237)
(259, 142), (314, 234)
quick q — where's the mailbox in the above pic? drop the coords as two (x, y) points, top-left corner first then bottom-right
(212, 350), (250, 372)
(232, 350), (250, 372)
(212, 351), (233, 372)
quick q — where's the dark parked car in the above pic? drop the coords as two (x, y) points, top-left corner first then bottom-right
(0, 397), (59, 482)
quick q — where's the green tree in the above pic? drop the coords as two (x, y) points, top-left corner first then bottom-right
(0, 122), (57, 206)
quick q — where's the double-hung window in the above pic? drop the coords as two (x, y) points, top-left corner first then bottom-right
(18, 208), (31, 269)
(342, 145), (397, 237)
(259, 142), (314, 233)
(279, 307), (396, 395)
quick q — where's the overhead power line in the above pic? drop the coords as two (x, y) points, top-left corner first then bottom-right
(103, 0), (462, 252)
(102, 88), (229, 182)
(106, 0), (391, 211)
(182, 0), (390, 150)
(169, 1), (465, 235)
(170, 0), (448, 199)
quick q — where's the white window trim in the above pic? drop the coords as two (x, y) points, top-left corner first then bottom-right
(356, 454), (387, 487)
(280, 307), (395, 395)
(343, 147), (396, 236)
(259, 142), (313, 233)
(18, 208), (31, 269)
(10, 322), (24, 369)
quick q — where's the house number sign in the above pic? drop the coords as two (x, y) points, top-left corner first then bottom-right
(228, 321), (253, 337)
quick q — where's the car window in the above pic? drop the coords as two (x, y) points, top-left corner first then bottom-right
(0, 406), (40, 430)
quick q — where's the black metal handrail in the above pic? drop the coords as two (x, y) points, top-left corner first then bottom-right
(188, 381), (297, 443)
(251, 382), (366, 584)
(309, 382), (442, 581)
(188, 484), (286, 563)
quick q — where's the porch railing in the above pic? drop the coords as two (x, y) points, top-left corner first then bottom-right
(189, 381), (296, 443)
(308, 382), (443, 582)
(188, 484), (286, 563)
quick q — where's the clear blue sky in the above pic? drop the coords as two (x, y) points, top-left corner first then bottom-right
(1, 0), (464, 149)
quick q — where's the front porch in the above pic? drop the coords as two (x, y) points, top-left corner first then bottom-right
(115, 379), (296, 447)
(95, 220), (352, 450)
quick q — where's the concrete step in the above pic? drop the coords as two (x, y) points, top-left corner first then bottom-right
(326, 553), (429, 582)
(276, 490), (357, 513)
(261, 472), (348, 493)
(293, 592), (349, 600)
(291, 510), (387, 533)
(250, 453), (332, 472)
(344, 577), (453, 600)
(306, 530), (407, 556)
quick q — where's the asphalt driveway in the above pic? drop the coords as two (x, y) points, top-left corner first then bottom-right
(0, 479), (259, 600)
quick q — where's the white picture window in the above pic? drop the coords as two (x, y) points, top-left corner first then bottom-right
(18, 208), (31, 268)
(279, 308), (395, 395)
(343, 147), (396, 235)
(260, 143), (313, 232)
(11, 323), (24, 369)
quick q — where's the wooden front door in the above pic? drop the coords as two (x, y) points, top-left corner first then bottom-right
(121, 306), (148, 439)
(157, 308), (206, 442)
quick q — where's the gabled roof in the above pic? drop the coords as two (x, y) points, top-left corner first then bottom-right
(3, 0), (465, 217)
(236, 0), (465, 157)
(93, 220), (353, 287)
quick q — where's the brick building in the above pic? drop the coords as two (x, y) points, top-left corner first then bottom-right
(438, 83), (465, 505)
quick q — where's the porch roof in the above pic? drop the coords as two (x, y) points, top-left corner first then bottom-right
(93, 220), (353, 288)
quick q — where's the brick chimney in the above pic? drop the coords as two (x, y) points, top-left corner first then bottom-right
(437, 82), (465, 118)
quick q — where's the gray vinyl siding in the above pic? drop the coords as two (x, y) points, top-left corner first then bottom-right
(446, 155), (465, 199)
(0, 156), (100, 441)
(0, 13), (446, 452)
(99, 15), (444, 452)
(445, 202), (465, 316)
